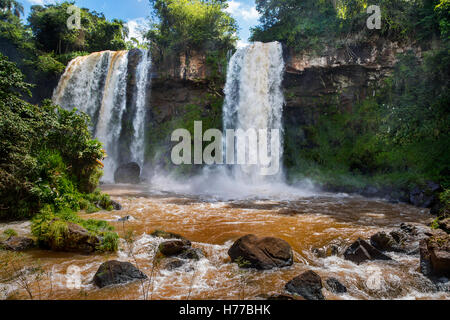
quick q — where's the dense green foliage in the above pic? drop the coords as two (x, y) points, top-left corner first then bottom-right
(0, 53), (113, 220)
(147, 0), (237, 53)
(31, 205), (119, 252)
(0, 1), (131, 88)
(28, 2), (128, 55)
(251, 0), (445, 52)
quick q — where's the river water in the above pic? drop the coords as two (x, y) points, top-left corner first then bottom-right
(1, 182), (448, 300)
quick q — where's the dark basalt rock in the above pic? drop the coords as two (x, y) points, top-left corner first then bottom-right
(285, 271), (325, 300)
(1, 236), (35, 251)
(370, 231), (406, 253)
(325, 278), (347, 294)
(228, 234), (293, 270)
(344, 238), (392, 264)
(158, 239), (192, 256)
(114, 162), (141, 184)
(93, 260), (147, 288)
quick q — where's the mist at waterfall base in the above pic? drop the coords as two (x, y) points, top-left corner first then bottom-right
(148, 42), (319, 201)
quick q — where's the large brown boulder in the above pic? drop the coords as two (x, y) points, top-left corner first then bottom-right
(285, 271), (325, 300)
(228, 234), (293, 270)
(420, 232), (450, 277)
(93, 260), (147, 288)
(1, 236), (35, 251)
(344, 238), (392, 264)
(158, 239), (191, 256)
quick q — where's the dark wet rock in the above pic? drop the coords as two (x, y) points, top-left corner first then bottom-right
(344, 238), (392, 264)
(420, 232), (450, 278)
(179, 248), (204, 261)
(114, 162), (141, 184)
(228, 234), (293, 270)
(1, 236), (34, 251)
(93, 260), (147, 288)
(110, 200), (122, 211)
(325, 278), (347, 294)
(161, 258), (187, 271)
(285, 271), (325, 300)
(400, 223), (418, 235)
(151, 230), (187, 241)
(370, 232), (403, 252)
(159, 239), (192, 256)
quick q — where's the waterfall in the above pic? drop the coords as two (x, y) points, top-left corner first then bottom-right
(130, 50), (152, 169)
(222, 42), (285, 183)
(53, 49), (151, 183)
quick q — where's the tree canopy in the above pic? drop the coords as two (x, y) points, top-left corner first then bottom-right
(28, 2), (129, 54)
(251, 0), (446, 52)
(147, 0), (237, 53)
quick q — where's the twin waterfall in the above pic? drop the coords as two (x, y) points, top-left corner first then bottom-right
(223, 42), (285, 183)
(53, 50), (152, 182)
(52, 42), (284, 184)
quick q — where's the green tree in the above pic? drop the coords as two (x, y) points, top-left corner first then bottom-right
(147, 0), (237, 54)
(0, 0), (24, 18)
(28, 2), (128, 54)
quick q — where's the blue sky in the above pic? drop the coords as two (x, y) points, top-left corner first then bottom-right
(22, 0), (260, 46)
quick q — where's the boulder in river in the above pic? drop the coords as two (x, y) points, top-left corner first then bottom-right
(93, 260), (147, 288)
(158, 239), (192, 256)
(344, 238), (392, 264)
(285, 271), (325, 300)
(419, 231), (450, 278)
(1, 236), (35, 251)
(370, 232), (404, 252)
(45, 221), (100, 253)
(228, 234), (293, 270)
(325, 277), (347, 294)
(114, 162), (140, 184)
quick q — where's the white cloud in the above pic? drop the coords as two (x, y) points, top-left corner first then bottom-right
(241, 6), (260, 21)
(224, 1), (260, 22)
(224, 0), (241, 15)
(26, 0), (56, 5)
(126, 17), (149, 44)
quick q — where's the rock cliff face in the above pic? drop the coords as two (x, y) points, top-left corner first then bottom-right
(147, 40), (420, 129)
(282, 40), (421, 127)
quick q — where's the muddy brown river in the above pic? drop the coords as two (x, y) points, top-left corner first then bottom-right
(1, 182), (449, 300)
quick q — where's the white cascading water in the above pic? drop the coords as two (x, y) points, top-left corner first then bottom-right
(223, 41), (285, 183)
(130, 50), (152, 169)
(53, 49), (151, 182)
